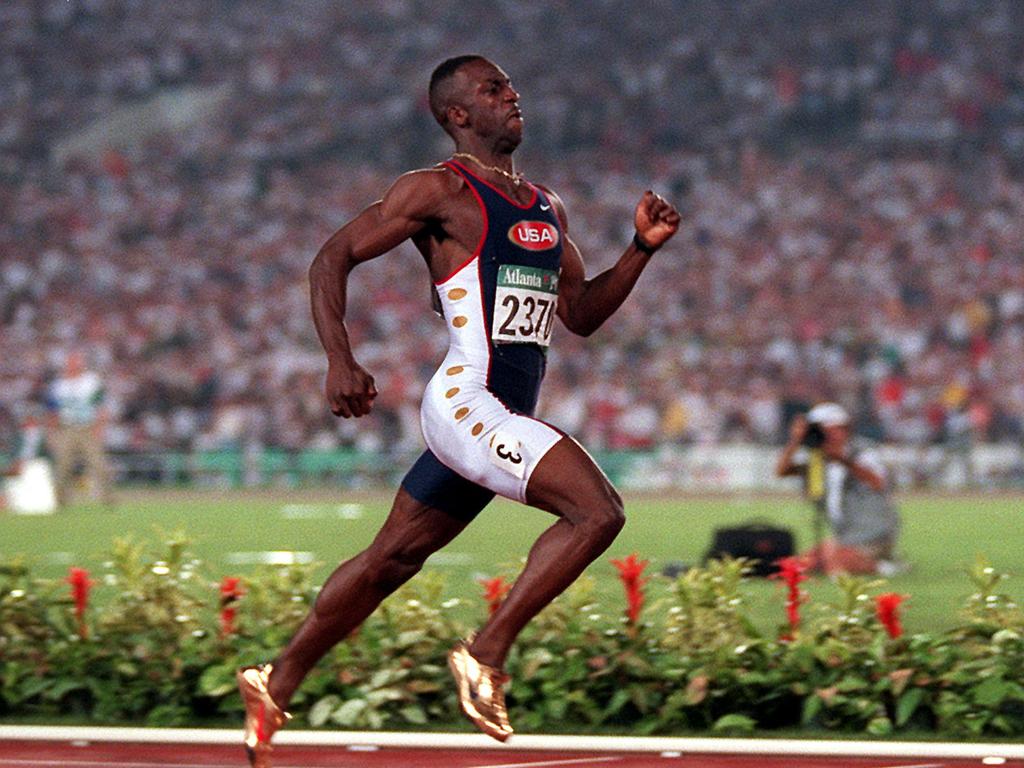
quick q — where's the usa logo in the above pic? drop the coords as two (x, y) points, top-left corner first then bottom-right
(507, 221), (559, 251)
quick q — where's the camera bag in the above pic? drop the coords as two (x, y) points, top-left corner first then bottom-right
(704, 520), (796, 577)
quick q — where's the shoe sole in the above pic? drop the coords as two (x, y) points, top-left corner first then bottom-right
(447, 648), (512, 743)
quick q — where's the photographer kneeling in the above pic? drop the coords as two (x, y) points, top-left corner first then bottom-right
(777, 403), (907, 577)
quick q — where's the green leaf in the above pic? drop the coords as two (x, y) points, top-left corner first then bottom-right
(990, 714), (1013, 734)
(198, 665), (237, 697)
(547, 695), (568, 720)
(972, 676), (1009, 707)
(711, 713), (756, 733)
(115, 661), (138, 677)
(801, 694), (823, 725)
(369, 667), (406, 689)
(522, 647), (556, 678)
(365, 687), (404, 706)
(308, 695), (340, 728)
(15, 676), (51, 700)
(400, 704), (427, 724)
(896, 688), (924, 726)
(44, 678), (86, 701)
(866, 716), (893, 736)
(331, 697), (368, 726)
(603, 688), (632, 718)
(836, 675), (869, 692)
(395, 630), (426, 648)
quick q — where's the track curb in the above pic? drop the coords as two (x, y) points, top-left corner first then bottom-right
(1, 726), (1022, 760)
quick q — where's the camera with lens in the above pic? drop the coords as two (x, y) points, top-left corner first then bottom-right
(802, 421), (826, 448)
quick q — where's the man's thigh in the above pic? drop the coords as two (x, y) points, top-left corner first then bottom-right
(400, 449), (495, 523)
(524, 434), (621, 522)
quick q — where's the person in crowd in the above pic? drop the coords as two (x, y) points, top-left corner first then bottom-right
(776, 402), (907, 577)
(46, 351), (113, 508)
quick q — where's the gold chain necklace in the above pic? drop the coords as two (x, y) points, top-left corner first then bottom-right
(451, 152), (523, 187)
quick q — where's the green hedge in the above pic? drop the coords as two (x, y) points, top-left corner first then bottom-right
(2, 535), (1023, 737)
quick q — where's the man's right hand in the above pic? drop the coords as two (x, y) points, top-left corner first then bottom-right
(325, 357), (378, 418)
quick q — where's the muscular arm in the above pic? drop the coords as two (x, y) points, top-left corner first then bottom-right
(553, 190), (680, 337)
(776, 442), (805, 478)
(308, 169), (449, 417)
(777, 416), (807, 477)
(821, 431), (886, 492)
(832, 453), (886, 492)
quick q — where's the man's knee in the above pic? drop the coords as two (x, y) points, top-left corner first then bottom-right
(580, 487), (625, 547)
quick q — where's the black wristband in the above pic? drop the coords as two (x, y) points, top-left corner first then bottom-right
(633, 232), (658, 255)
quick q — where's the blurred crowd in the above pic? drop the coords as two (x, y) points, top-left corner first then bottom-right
(2, 0), (1023, 458)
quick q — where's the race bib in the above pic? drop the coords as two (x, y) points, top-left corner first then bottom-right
(492, 264), (559, 347)
(489, 431), (526, 478)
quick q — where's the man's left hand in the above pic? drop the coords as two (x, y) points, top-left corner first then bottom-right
(634, 190), (681, 251)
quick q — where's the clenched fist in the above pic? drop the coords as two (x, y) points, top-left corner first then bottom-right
(325, 356), (378, 418)
(634, 190), (681, 252)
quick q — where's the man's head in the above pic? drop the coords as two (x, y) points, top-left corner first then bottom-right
(65, 351), (85, 377)
(428, 55), (522, 149)
(428, 55), (485, 126)
(807, 402), (851, 450)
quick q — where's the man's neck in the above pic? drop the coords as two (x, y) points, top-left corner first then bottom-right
(453, 143), (516, 173)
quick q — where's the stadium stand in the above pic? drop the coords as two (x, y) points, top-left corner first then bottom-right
(1, 0), (1023, 486)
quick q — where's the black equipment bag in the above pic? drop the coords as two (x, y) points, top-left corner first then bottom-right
(704, 521), (795, 577)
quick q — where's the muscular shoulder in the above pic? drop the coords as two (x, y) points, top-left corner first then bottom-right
(379, 166), (466, 221)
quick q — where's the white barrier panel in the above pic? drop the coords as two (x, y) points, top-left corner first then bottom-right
(619, 445), (790, 491)
(617, 443), (1024, 492)
(3, 458), (57, 515)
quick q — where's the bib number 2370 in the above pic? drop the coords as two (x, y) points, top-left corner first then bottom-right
(492, 264), (559, 347)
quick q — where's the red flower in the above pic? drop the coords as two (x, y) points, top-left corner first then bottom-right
(772, 556), (808, 640)
(479, 575), (512, 616)
(610, 553), (649, 626)
(65, 567), (95, 638)
(875, 592), (906, 639)
(219, 576), (245, 638)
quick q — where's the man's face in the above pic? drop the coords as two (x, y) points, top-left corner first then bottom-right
(66, 352), (84, 377)
(452, 59), (523, 149)
(823, 423), (850, 453)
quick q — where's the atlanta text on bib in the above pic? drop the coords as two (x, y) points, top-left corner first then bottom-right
(492, 264), (559, 347)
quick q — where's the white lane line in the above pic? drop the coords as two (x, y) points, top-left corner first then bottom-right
(4, 728), (1024, 760)
(467, 758), (621, 768)
(225, 550), (314, 565)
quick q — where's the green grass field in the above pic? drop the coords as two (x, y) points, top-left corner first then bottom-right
(1, 489), (1020, 635)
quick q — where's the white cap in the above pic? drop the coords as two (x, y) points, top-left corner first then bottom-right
(807, 402), (850, 426)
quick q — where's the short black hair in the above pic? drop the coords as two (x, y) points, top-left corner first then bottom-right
(428, 54), (486, 127)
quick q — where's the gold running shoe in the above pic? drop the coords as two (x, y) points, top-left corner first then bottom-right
(447, 639), (513, 742)
(237, 663), (292, 768)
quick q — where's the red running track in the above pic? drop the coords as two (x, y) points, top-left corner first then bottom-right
(0, 740), (1021, 768)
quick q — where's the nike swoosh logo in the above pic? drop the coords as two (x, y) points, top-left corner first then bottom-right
(540, 204), (551, 211)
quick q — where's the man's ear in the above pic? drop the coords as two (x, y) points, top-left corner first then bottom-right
(447, 104), (469, 128)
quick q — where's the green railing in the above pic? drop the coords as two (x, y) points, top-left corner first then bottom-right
(106, 447), (645, 489)
(8, 445), (1022, 490)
